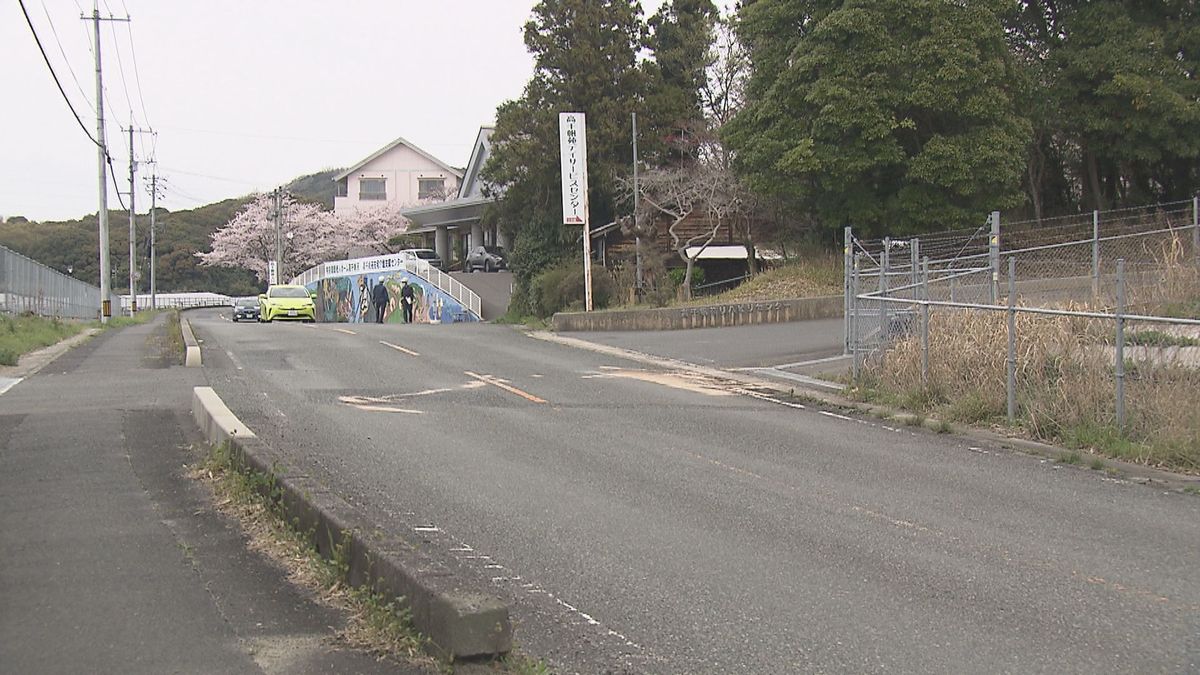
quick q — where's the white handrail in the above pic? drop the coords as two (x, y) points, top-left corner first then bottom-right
(289, 254), (482, 320)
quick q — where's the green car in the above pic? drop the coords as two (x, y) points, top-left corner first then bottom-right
(258, 285), (316, 322)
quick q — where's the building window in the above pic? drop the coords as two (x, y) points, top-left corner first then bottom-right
(335, 179), (348, 198)
(418, 177), (445, 200)
(359, 177), (386, 200)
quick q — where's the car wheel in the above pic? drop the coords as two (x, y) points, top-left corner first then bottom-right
(484, 260), (494, 273)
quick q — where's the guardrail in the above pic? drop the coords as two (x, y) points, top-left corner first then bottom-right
(0, 244), (120, 320)
(119, 293), (234, 312)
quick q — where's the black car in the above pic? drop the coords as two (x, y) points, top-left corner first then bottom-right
(465, 245), (507, 272)
(231, 296), (260, 322)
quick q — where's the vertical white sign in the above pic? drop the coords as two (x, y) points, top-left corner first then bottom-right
(559, 112), (593, 311)
(559, 112), (588, 225)
(268, 260), (279, 285)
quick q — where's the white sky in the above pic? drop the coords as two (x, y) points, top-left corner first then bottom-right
(3, 1), (611, 222)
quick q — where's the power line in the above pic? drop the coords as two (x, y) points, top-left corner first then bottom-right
(39, 0), (92, 111)
(123, 22), (153, 159)
(18, 0), (101, 148)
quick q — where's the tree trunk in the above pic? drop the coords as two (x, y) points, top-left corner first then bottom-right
(682, 257), (695, 301)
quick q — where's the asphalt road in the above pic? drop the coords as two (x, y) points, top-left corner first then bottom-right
(192, 309), (1200, 673)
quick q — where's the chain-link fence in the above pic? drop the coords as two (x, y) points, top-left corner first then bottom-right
(0, 245), (121, 320)
(844, 198), (1200, 467)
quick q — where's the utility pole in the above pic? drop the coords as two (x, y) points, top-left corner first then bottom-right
(273, 188), (283, 284)
(632, 112), (642, 294)
(146, 168), (161, 309)
(127, 125), (136, 314)
(84, 3), (128, 323)
(123, 126), (153, 314)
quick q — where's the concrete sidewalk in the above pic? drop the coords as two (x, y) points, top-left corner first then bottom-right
(0, 315), (425, 674)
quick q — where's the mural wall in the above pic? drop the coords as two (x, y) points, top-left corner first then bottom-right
(306, 270), (477, 325)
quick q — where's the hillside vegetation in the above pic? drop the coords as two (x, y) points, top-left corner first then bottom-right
(0, 168), (341, 297)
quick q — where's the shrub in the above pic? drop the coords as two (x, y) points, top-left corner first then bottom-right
(529, 259), (615, 317)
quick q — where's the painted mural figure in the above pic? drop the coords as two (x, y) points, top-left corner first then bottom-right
(371, 281), (389, 323)
(356, 276), (371, 323)
(400, 279), (415, 323)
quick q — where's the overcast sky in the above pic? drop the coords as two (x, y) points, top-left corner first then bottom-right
(4, 1), (669, 222)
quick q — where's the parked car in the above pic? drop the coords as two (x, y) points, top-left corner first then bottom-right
(258, 285), (316, 322)
(231, 296), (260, 322)
(399, 248), (442, 270)
(465, 245), (508, 272)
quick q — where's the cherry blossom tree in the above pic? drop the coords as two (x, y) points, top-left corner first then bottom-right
(198, 194), (411, 282)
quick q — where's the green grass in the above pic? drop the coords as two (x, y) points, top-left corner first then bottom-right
(1058, 451), (1083, 465)
(99, 309), (161, 329)
(0, 313), (87, 366)
(1123, 330), (1200, 348)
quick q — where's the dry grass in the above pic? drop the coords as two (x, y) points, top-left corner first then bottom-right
(191, 445), (436, 667)
(856, 244), (1200, 472)
(711, 252), (843, 303)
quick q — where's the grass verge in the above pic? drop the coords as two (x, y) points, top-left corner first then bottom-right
(195, 442), (432, 665)
(0, 312), (87, 366)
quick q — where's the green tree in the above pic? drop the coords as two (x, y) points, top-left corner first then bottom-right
(484, 0), (647, 312)
(1048, 1), (1200, 209)
(726, 0), (1031, 238)
(643, 0), (720, 164)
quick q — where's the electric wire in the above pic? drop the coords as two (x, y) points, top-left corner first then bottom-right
(39, 0), (92, 110)
(17, 0), (101, 149)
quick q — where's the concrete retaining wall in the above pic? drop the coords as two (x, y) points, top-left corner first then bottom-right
(191, 387), (512, 659)
(552, 295), (844, 332)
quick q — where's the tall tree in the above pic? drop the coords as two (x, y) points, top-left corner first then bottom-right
(726, 0), (1031, 238)
(643, 0), (720, 164)
(483, 0), (647, 309)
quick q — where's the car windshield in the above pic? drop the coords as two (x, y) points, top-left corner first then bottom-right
(482, 246), (505, 255)
(236, 298), (258, 307)
(269, 287), (309, 298)
(412, 250), (438, 260)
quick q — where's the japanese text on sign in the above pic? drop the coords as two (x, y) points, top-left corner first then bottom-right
(559, 112), (588, 225)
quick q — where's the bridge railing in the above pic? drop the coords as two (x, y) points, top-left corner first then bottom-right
(0, 244), (119, 320)
(292, 253), (483, 319)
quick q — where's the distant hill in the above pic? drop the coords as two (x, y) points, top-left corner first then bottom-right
(0, 168), (344, 297)
(287, 168), (342, 209)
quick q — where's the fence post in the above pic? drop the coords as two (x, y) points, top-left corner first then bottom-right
(1193, 196), (1198, 267)
(989, 211), (1000, 304)
(880, 238), (890, 347)
(1007, 257), (1017, 424)
(921, 257), (930, 384)
(910, 238), (920, 292)
(1115, 259), (1126, 430)
(844, 226), (852, 355)
(1091, 209), (1100, 300)
(852, 253), (862, 380)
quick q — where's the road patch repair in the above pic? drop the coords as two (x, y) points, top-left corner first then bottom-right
(191, 386), (512, 660)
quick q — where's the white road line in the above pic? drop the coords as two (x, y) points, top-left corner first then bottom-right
(380, 340), (420, 356)
(819, 410), (855, 422)
(225, 350), (245, 370)
(732, 387), (806, 409)
(0, 377), (23, 396)
(351, 404), (423, 414)
(331, 327), (357, 335)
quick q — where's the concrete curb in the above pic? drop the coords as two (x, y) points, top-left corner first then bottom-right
(190, 386), (512, 659)
(530, 331), (1200, 493)
(181, 317), (201, 367)
(552, 295), (843, 331)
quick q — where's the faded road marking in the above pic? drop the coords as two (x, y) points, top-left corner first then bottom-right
(593, 368), (733, 397)
(465, 371), (547, 404)
(380, 340), (420, 356)
(0, 377), (22, 396)
(330, 327), (357, 335)
(349, 404), (423, 414)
